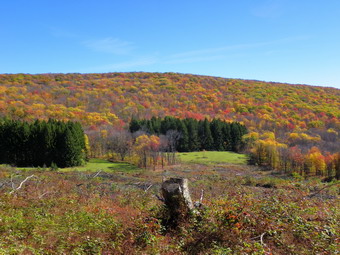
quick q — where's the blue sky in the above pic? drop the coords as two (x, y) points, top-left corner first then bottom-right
(1, 0), (340, 88)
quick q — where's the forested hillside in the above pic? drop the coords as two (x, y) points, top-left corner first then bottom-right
(0, 72), (339, 176)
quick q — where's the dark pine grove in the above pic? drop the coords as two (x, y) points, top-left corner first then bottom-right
(129, 116), (247, 152)
(0, 119), (87, 168)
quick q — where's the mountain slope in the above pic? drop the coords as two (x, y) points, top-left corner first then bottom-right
(0, 72), (338, 127)
(0, 72), (339, 156)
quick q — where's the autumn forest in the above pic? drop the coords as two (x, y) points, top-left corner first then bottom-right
(0, 72), (339, 177)
(0, 72), (340, 254)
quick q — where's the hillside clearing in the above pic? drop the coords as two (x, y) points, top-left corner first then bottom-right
(178, 151), (248, 165)
(63, 158), (141, 173)
(16, 158), (141, 173)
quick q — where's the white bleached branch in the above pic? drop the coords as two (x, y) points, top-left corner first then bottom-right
(9, 175), (35, 194)
(92, 170), (102, 178)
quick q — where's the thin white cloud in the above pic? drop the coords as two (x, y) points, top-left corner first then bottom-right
(166, 36), (307, 64)
(88, 57), (158, 72)
(82, 36), (309, 72)
(83, 37), (135, 55)
(164, 55), (226, 64)
(168, 42), (271, 60)
(251, 0), (286, 18)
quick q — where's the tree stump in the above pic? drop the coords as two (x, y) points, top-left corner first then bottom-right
(161, 178), (194, 226)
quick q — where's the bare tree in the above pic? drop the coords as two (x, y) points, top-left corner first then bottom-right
(86, 130), (107, 157)
(165, 130), (180, 165)
(166, 130), (180, 152)
(107, 130), (133, 161)
(159, 135), (169, 169)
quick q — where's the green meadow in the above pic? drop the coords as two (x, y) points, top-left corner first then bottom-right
(15, 152), (248, 172)
(17, 158), (141, 173)
(178, 151), (248, 165)
(64, 159), (141, 172)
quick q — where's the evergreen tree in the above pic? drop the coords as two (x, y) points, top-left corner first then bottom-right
(230, 122), (247, 152)
(210, 119), (224, 151)
(146, 120), (155, 134)
(129, 117), (141, 133)
(199, 119), (214, 150)
(222, 122), (232, 151)
(150, 116), (161, 134)
(160, 116), (177, 134)
(17, 122), (31, 166)
(177, 120), (189, 152)
(186, 118), (200, 151)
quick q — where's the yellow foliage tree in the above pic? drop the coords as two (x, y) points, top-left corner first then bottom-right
(134, 135), (160, 169)
(305, 147), (326, 176)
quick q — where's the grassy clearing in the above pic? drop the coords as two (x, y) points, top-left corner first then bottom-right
(63, 158), (140, 172)
(178, 151), (248, 165)
(63, 158), (142, 173)
(17, 158), (141, 173)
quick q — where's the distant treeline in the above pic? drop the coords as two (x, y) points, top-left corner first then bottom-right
(129, 116), (247, 152)
(0, 119), (87, 168)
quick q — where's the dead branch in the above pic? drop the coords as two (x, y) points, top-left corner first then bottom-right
(194, 189), (205, 209)
(38, 191), (52, 199)
(144, 184), (153, 192)
(154, 194), (165, 203)
(306, 181), (340, 198)
(260, 232), (266, 246)
(0, 181), (9, 189)
(199, 189), (204, 203)
(9, 175), (35, 194)
(251, 232), (267, 246)
(154, 194), (165, 202)
(92, 170), (102, 178)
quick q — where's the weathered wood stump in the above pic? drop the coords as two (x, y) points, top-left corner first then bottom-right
(161, 178), (195, 225)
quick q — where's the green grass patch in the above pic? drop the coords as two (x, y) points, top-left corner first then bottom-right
(17, 159), (141, 173)
(62, 159), (141, 172)
(178, 151), (248, 165)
